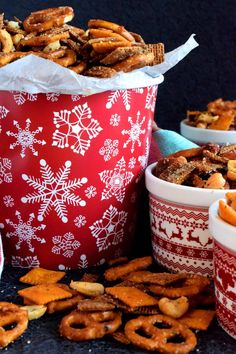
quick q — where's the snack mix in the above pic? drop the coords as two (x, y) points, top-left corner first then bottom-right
(0, 6), (164, 77)
(186, 98), (236, 130)
(0, 256), (215, 353)
(218, 192), (236, 227)
(155, 143), (236, 189)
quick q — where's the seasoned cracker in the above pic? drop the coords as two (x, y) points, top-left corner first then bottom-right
(105, 286), (158, 308)
(18, 284), (72, 305)
(104, 256), (152, 281)
(19, 267), (65, 285)
(179, 309), (215, 330)
(111, 330), (131, 345)
(123, 271), (187, 286)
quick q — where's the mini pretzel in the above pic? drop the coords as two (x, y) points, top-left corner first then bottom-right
(124, 314), (197, 353)
(112, 52), (154, 72)
(59, 310), (122, 341)
(0, 302), (28, 348)
(88, 19), (135, 42)
(23, 7), (74, 33)
(0, 29), (14, 52)
(0, 51), (28, 67)
(19, 31), (70, 47)
(100, 46), (146, 65)
(88, 28), (128, 42)
(51, 48), (77, 67)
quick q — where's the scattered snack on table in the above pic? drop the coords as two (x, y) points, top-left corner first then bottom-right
(155, 143), (236, 189)
(70, 281), (104, 297)
(0, 302), (28, 348)
(0, 7), (165, 77)
(218, 191), (236, 226)
(20, 305), (47, 320)
(0, 256), (216, 352)
(186, 98), (236, 130)
(18, 283), (73, 305)
(19, 267), (65, 285)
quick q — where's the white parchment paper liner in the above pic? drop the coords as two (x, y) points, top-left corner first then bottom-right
(0, 34), (198, 95)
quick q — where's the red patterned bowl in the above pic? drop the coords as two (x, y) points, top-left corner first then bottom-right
(0, 86), (159, 270)
(209, 200), (236, 340)
(145, 163), (228, 277)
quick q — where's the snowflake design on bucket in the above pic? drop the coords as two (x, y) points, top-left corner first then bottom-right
(3, 195), (14, 207)
(46, 93), (60, 102)
(99, 157), (133, 203)
(145, 86), (158, 112)
(187, 249), (195, 257)
(122, 111), (146, 153)
(74, 215), (87, 228)
(0, 107), (7, 130)
(84, 185), (97, 199)
(89, 205), (127, 252)
(21, 159), (87, 223)
(12, 91), (38, 105)
(176, 246), (183, 255)
(11, 255), (40, 268)
(52, 232), (81, 258)
(6, 119), (46, 158)
(106, 90), (132, 111)
(99, 139), (119, 161)
(71, 94), (81, 102)
(5, 211), (46, 252)
(0, 158), (12, 184)
(128, 157), (136, 169)
(77, 254), (88, 269)
(52, 102), (103, 155)
(109, 113), (120, 127)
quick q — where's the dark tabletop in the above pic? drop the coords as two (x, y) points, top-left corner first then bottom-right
(1, 265), (236, 354)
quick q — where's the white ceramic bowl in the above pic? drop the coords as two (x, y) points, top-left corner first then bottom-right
(209, 200), (236, 339)
(180, 119), (236, 145)
(145, 163), (230, 277)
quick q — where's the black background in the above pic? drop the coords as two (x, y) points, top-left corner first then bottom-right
(1, 0), (235, 132)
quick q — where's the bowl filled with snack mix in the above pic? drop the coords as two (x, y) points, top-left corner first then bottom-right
(180, 98), (236, 145)
(145, 143), (236, 277)
(209, 194), (236, 339)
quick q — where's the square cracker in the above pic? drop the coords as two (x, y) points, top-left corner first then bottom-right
(124, 271), (187, 286)
(19, 267), (65, 285)
(179, 309), (215, 330)
(18, 283), (72, 305)
(105, 286), (158, 308)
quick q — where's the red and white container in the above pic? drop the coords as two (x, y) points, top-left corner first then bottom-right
(145, 163), (229, 277)
(209, 200), (236, 340)
(0, 85), (162, 270)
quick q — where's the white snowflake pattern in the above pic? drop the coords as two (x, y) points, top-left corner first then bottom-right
(77, 254), (88, 269)
(46, 93), (60, 102)
(84, 186), (97, 199)
(145, 86), (158, 112)
(52, 102), (103, 155)
(99, 157), (133, 203)
(12, 91), (38, 105)
(187, 249), (195, 257)
(106, 90), (131, 111)
(132, 88), (144, 94)
(0, 106), (9, 119)
(122, 111), (146, 153)
(138, 137), (150, 169)
(128, 157), (136, 169)
(11, 255), (40, 268)
(0, 158), (12, 184)
(58, 264), (71, 271)
(5, 211), (46, 252)
(21, 159), (87, 223)
(109, 113), (120, 126)
(71, 94), (81, 101)
(74, 215), (87, 228)
(52, 232), (81, 258)
(99, 139), (119, 161)
(6, 119), (46, 158)
(200, 250), (208, 259)
(89, 205), (127, 252)
(3, 195), (14, 207)
(176, 246), (183, 254)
